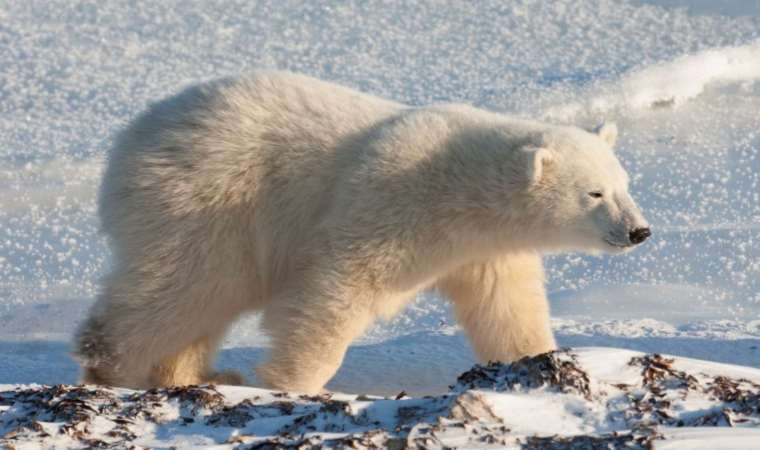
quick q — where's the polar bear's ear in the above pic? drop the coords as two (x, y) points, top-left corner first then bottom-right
(523, 147), (554, 184)
(593, 122), (618, 147)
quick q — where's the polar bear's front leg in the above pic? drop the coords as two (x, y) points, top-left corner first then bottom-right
(437, 251), (556, 363)
(256, 284), (374, 394)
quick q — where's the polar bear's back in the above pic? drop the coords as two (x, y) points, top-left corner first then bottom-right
(99, 72), (402, 289)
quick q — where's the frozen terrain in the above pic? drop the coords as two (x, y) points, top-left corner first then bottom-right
(0, 0), (759, 447)
(4, 349), (760, 449)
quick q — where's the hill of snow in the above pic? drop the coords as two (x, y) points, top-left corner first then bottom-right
(3, 348), (760, 449)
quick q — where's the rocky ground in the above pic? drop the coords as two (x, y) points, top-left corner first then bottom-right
(2, 348), (760, 449)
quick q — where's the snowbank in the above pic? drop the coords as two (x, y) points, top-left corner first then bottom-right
(543, 40), (760, 120)
(2, 348), (760, 449)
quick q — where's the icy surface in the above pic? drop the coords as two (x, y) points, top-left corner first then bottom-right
(3, 349), (760, 449)
(0, 0), (759, 410)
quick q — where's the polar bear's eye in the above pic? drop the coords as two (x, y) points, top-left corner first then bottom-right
(588, 191), (603, 199)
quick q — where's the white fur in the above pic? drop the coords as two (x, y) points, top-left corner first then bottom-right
(74, 71), (648, 393)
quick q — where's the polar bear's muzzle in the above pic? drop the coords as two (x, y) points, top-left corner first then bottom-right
(628, 227), (651, 245)
(603, 226), (650, 249)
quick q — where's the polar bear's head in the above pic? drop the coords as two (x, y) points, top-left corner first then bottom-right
(522, 123), (650, 254)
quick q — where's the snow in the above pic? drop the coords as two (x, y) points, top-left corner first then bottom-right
(637, 0), (760, 17)
(1, 0), (759, 447)
(542, 40), (760, 119)
(3, 349), (760, 448)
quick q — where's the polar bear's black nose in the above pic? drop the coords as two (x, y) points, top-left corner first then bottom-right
(629, 227), (651, 244)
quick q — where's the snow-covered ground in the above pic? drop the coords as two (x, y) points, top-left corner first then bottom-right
(4, 349), (760, 449)
(1, 0), (759, 447)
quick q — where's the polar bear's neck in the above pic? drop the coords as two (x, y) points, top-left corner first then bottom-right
(347, 106), (549, 273)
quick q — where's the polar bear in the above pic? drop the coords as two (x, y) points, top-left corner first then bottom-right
(75, 71), (650, 394)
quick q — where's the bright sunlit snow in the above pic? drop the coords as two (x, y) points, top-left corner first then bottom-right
(0, 0), (758, 435)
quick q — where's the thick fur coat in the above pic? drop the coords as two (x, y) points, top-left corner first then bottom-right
(75, 72), (649, 393)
